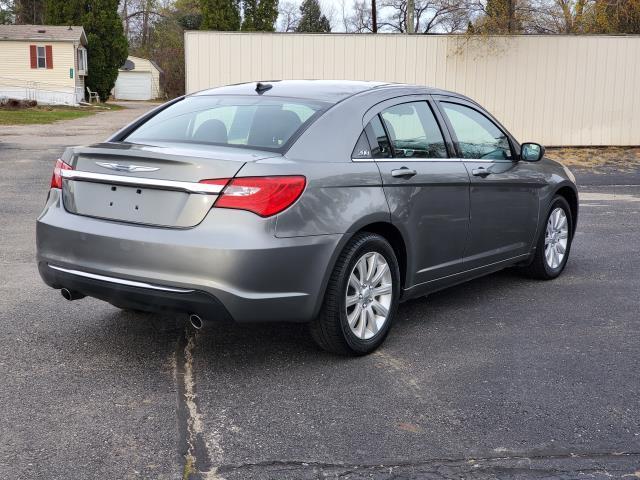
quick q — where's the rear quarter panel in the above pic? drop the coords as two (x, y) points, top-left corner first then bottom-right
(237, 90), (398, 238)
(238, 159), (389, 238)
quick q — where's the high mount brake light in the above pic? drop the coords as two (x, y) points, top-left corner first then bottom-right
(51, 159), (73, 189)
(199, 176), (306, 217)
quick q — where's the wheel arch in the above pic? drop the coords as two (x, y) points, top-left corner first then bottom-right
(555, 184), (579, 235)
(354, 222), (408, 291)
(311, 221), (409, 320)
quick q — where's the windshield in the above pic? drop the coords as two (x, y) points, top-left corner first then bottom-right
(125, 96), (328, 151)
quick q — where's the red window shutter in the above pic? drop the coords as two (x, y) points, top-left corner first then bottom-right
(30, 45), (37, 68)
(45, 45), (53, 69)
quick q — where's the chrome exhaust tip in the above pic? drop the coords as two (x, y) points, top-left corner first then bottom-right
(189, 313), (204, 330)
(61, 288), (85, 301)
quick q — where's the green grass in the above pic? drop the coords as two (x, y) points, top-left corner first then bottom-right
(0, 103), (123, 125)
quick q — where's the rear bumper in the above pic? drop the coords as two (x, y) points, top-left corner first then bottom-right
(37, 189), (343, 323)
(39, 262), (234, 321)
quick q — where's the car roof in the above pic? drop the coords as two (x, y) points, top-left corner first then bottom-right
(191, 80), (459, 104)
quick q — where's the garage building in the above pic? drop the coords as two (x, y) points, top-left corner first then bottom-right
(112, 55), (162, 101)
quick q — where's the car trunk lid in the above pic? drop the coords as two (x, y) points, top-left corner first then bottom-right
(61, 142), (278, 228)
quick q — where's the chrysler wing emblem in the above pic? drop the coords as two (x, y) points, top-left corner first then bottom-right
(96, 162), (159, 173)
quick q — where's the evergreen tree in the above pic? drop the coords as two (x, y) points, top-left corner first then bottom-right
(200, 0), (241, 30)
(295, 0), (330, 32)
(242, 0), (278, 31)
(44, 0), (128, 102)
(175, 0), (203, 30)
(0, 0), (13, 24)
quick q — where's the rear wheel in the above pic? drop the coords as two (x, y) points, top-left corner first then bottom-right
(520, 195), (573, 280)
(310, 232), (401, 355)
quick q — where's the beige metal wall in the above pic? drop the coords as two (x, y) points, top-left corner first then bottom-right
(185, 32), (640, 146)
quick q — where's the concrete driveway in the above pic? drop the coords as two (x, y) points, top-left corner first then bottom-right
(0, 102), (156, 147)
(1, 104), (639, 480)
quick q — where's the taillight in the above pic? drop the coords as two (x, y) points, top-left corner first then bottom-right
(51, 159), (73, 189)
(200, 176), (306, 217)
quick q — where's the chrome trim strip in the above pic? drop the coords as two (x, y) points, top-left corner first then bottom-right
(351, 157), (463, 163)
(49, 265), (195, 293)
(61, 169), (223, 194)
(351, 157), (509, 163)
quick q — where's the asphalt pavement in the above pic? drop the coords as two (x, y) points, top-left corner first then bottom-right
(1, 105), (638, 479)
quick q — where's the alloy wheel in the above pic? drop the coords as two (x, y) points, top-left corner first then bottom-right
(345, 252), (393, 340)
(544, 207), (569, 269)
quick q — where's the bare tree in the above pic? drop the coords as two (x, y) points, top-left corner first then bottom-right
(278, 0), (300, 31)
(377, 0), (469, 33)
(120, 0), (167, 50)
(320, 0), (340, 29)
(348, 0), (375, 31)
(525, 0), (591, 33)
(338, 0), (351, 31)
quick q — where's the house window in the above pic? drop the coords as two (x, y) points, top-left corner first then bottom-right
(77, 48), (87, 73)
(37, 46), (47, 68)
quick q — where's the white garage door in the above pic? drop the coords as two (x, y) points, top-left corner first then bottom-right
(114, 72), (152, 100)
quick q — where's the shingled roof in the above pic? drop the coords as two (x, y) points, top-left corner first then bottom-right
(0, 25), (87, 45)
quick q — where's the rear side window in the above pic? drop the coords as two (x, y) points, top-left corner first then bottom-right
(441, 102), (512, 160)
(351, 131), (372, 159)
(380, 102), (447, 159)
(366, 116), (392, 158)
(125, 96), (328, 151)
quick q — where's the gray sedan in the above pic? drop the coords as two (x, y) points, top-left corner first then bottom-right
(36, 80), (578, 355)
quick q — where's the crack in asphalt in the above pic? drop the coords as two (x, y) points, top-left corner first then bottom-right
(214, 451), (640, 476)
(175, 328), (221, 480)
(169, 326), (640, 479)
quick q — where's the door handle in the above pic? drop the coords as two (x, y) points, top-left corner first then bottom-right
(391, 167), (417, 178)
(471, 167), (491, 178)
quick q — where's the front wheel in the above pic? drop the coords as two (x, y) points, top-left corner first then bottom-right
(520, 195), (573, 280)
(310, 232), (401, 356)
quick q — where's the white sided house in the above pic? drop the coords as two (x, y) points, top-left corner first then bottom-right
(0, 25), (88, 105)
(112, 56), (162, 101)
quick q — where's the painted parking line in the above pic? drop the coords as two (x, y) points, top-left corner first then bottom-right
(579, 192), (640, 202)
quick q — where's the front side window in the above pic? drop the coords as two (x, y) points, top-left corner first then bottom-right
(441, 102), (512, 160)
(125, 96), (327, 151)
(380, 102), (447, 159)
(37, 46), (46, 68)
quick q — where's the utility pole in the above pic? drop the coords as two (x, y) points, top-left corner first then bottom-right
(406, 0), (415, 33)
(507, 0), (516, 32)
(372, 0), (377, 33)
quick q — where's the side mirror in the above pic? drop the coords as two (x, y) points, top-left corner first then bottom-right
(520, 142), (545, 162)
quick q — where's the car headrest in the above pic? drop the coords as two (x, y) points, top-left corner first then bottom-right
(193, 119), (228, 144)
(248, 109), (302, 148)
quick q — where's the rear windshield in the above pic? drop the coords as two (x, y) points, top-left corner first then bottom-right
(125, 96), (328, 151)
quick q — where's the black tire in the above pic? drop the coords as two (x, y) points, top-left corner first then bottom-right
(310, 232), (401, 356)
(520, 195), (573, 280)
